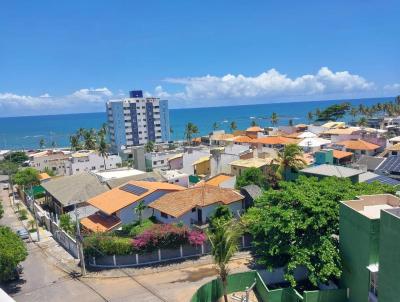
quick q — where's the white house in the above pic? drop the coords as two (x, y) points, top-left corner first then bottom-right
(159, 169), (189, 187)
(68, 150), (121, 174)
(81, 180), (185, 232)
(149, 184), (244, 226)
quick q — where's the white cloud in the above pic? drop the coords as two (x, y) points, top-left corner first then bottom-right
(155, 67), (377, 107)
(384, 83), (400, 95)
(0, 67), (398, 116)
(0, 87), (113, 117)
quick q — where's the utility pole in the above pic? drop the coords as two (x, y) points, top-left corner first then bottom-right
(74, 204), (86, 276)
(30, 185), (40, 242)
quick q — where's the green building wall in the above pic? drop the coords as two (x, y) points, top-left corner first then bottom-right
(339, 203), (380, 302)
(378, 210), (400, 302)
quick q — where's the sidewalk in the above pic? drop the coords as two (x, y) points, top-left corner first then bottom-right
(1, 188), (80, 275)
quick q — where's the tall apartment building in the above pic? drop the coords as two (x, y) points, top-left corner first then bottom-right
(106, 90), (170, 153)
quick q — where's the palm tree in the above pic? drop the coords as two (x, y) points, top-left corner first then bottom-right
(230, 121), (237, 132)
(97, 137), (108, 170)
(184, 122), (199, 144)
(315, 108), (321, 118)
(70, 135), (81, 151)
(39, 138), (45, 149)
(145, 141), (155, 153)
(250, 120), (257, 127)
(98, 123), (108, 138)
(83, 129), (97, 150)
(134, 200), (147, 225)
(288, 119), (293, 127)
(396, 95), (400, 105)
(350, 107), (358, 121)
(207, 220), (241, 302)
(51, 141), (56, 148)
(212, 122), (219, 131)
(357, 117), (368, 127)
(275, 144), (306, 180)
(307, 111), (314, 124)
(270, 112), (279, 127)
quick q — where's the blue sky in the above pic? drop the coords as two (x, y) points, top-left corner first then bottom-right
(0, 0), (399, 116)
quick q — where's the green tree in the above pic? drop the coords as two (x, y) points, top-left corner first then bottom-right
(134, 200), (147, 225)
(209, 205), (233, 230)
(275, 144), (306, 180)
(0, 161), (19, 175)
(235, 167), (266, 190)
(357, 116), (368, 127)
(144, 141), (155, 153)
(39, 138), (45, 149)
(97, 136), (109, 170)
(230, 121), (237, 132)
(212, 122), (219, 131)
(28, 219), (36, 231)
(5, 151), (29, 165)
(83, 129), (97, 150)
(307, 111), (314, 123)
(396, 95), (400, 105)
(350, 107), (358, 121)
(250, 120), (257, 127)
(243, 176), (395, 287)
(184, 122), (199, 144)
(270, 112), (279, 127)
(70, 135), (81, 151)
(13, 167), (39, 188)
(0, 226), (28, 281)
(51, 141), (56, 148)
(59, 214), (75, 235)
(316, 102), (351, 121)
(207, 220), (241, 302)
(98, 123), (108, 138)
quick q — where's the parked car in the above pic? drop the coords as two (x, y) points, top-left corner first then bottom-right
(2, 183), (9, 190)
(16, 228), (29, 240)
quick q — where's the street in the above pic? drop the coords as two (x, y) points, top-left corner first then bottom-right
(0, 187), (252, 301)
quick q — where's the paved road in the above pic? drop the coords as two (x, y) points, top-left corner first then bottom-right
(0, 187), (252, 301)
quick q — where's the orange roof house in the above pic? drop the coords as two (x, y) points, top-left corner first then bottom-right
(87, 180), (185, 215)
(245, 126), (264, 139)
(81, 212), (122, 233)
(233, 135), (254, 144)
(38, 172), (51, 181)
(252, 136), (298, 146)
(148, 184), (244, 223)
(335, 139), (380, 151)
(333, 150), (354, 159)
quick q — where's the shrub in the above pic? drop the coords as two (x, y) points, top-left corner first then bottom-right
(188, 230), (207, 246)
(84, 234), (134, 257)
(120, 218), (154, 237)
(19, 209), (28, 220)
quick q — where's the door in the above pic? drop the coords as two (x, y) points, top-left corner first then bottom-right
(197, 208), (203, 223)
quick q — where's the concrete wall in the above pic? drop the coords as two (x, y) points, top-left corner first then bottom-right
(378, 210), (400, 302)
(339, 203), (379, 302)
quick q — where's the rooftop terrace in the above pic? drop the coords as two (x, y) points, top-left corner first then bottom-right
(342, 194), (400, 219)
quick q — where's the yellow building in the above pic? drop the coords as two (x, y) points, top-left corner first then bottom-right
(229, 157), (274, 177)
(192, 156), (211, 176)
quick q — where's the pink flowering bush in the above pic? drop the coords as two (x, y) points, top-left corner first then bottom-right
(132, 224), (206, 252)
(188, 230), (207, 246)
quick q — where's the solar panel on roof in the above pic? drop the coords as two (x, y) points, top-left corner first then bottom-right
(119, 184), (148, 195)
(376, 156), (400, 174)
(366, 175), (400, 186)
(142, 177), (157, 182)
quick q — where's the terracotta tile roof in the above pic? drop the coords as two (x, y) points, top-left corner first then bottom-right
(205, 174), (233, 186)
(253, 136), (298, 145)
(192, 137), (202, 143)
(210, 133), (234, 141)
(336, 139), (380, 151)
(80, 212), (121, 232)
(233, 136), (254, 143)
(148, 184), (244, 218)
(38, 173), (51, 180)
(88, 180), (185, 215)
(246, 126), (264, 132)
(230, 157), (273, 168)
(322, 127), (359, 135)
(333, 150), (354, 159)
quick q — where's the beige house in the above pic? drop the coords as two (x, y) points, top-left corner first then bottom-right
(229, 157), (274, 177)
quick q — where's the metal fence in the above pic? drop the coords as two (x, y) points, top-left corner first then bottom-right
(88, 234), (252, 268)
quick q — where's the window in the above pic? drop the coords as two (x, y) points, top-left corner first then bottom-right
(161, 212), (168, 218)
(76, 168), (79, 172)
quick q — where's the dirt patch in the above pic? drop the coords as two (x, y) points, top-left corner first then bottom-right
(171, 266), (218, 283)
(217, 290), (259, 302)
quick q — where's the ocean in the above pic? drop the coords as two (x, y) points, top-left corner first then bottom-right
(0, 97), (394, 150)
